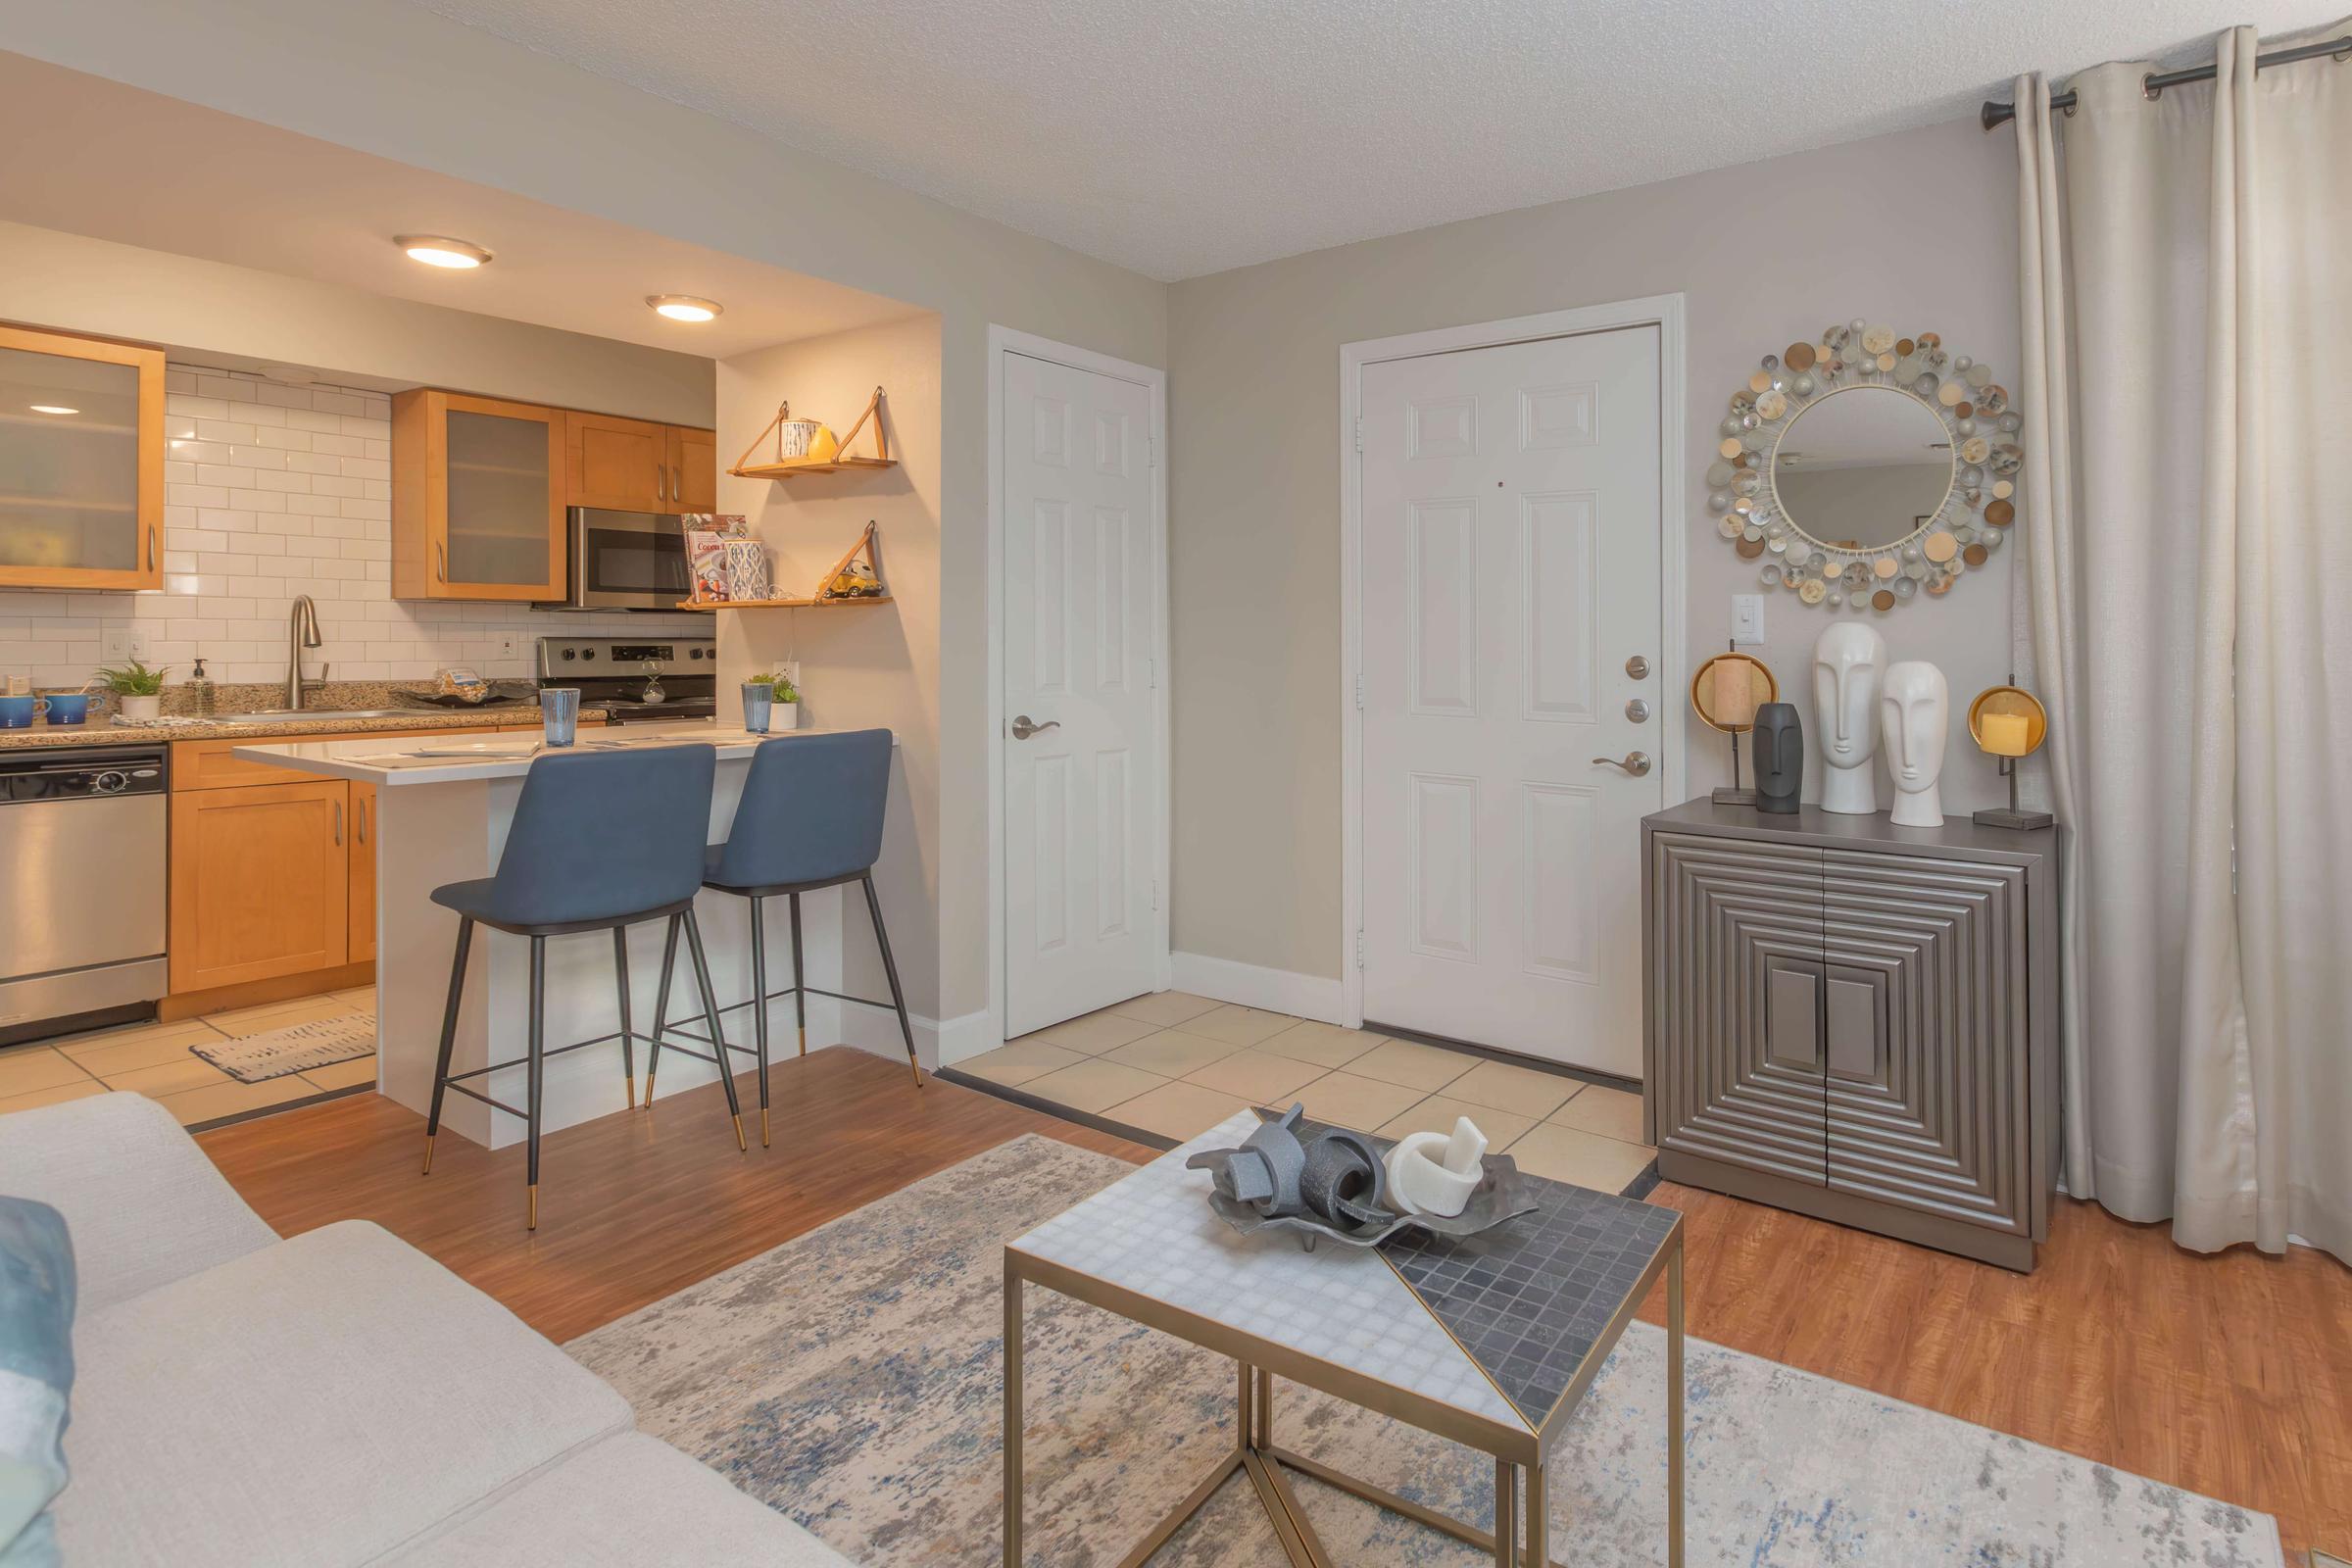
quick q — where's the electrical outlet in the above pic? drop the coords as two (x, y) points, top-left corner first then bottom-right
(498, 634), (516, 657)
(1730, 594), (1765, 646)
(782, 661), (800, 688)
(100, 628), (131, 663)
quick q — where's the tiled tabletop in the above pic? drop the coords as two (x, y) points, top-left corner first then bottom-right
(1010, 1108), (1678, 1438)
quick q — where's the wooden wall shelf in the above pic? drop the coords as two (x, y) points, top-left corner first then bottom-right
(677, 594), (894, 612)
(727, 456), (896, 480)
(729, 386), (892, 481)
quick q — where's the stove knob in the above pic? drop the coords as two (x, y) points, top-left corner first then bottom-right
(561, 648), (576, 662)
(92, 770), (129, 794)
(581, 649), (598, 662)
(691, 648), (706, 661)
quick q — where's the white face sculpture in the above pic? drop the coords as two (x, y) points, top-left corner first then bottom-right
(1881, 662), (1950, 794)
(1812, 623), (1886, 769)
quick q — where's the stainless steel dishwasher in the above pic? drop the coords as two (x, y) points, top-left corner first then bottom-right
(0, 746), (168, 1047)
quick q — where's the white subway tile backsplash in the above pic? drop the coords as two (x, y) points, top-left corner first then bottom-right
(1, 366), (704, 690)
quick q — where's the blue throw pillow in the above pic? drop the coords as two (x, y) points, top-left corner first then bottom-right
(0, 1198), (74, 1568)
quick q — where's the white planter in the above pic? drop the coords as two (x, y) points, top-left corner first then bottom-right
(773, 701), (799, 731)
(116, 694), (161, 720)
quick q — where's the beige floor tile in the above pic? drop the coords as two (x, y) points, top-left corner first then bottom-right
(1345, 1037), (1477, 1093)
(97, 1056), (238, 1098)
(1101, 1029), (1244, 1078)
(0, 1080), (110, 1116)
(1027, 1010), (1162, 1054)
(1376, 1094), (1537, 1151)
(1107, 990), (1223, 1027)
(1182, 1051), (1326, 1103)
(959, 1038), (1091, 1088)
(1107, 1080), (1256, 1143)
(1020, 1056), (1166, 1114)
(52, 1016), (220, 1058)
(1549, 1085), (1646, 1144)
(298, 1056), (381, 1092)
(56, 1023), (226, 1077)
(1501, 1123), (1655, 1193)
(1288, 1071), (1428, 1133)
(1254, 1019), (1385, 1069)
(1445, 1058), (1578, 1120)
(0, 1048), (94, 1098)
(1171, 1004), (1298, 1048)
(203, 996), (358, 1038)
(153, 1075), (315, 1128)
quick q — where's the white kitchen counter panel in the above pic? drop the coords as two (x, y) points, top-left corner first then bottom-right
(231, 720), (893, 784)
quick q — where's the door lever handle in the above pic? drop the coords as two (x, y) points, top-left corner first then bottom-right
(1592, 751), (1652, 776)
(1010, 714), (1060, 740)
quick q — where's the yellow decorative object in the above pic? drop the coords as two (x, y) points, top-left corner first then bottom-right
(1979, 712), (2030, 758)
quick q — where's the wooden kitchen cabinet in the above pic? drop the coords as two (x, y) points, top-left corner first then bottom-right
(390, 388), (566, 602)
(0, 323), (164, 592)
(348, 779), (378, 964)
(170, 779), (351, 993)
(565, 412), (669, 512)
(669, 424), (717, 511)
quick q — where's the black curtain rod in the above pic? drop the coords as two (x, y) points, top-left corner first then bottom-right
(1982, 34), (2351, 129)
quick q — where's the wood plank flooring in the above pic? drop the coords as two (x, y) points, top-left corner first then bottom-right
(197, 1047), (2349, 1561)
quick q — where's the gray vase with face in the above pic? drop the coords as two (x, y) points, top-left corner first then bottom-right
(1753, 702), (1804, 815)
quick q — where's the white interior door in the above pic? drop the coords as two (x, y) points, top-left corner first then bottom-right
(1358, 326), (1665, 1075)
(1003, 350), (1160, 1038)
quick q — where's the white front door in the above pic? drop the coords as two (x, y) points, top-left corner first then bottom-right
(1357, 326), (1665, 1075)
(1003, 350), (1160, 1038)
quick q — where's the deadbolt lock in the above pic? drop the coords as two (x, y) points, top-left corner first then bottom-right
(1626, 698), (1651, 722)
(1625, 655), (1650, 679)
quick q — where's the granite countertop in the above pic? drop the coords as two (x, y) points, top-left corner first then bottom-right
(0, 680), (603, 753)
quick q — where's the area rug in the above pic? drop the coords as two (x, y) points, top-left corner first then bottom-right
(189, 1014), (374, 1083)
(566, 1136), (2285, 1567)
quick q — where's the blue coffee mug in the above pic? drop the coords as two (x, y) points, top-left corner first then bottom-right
(40, 694), (89, 726)
(0, 695), (32, 728)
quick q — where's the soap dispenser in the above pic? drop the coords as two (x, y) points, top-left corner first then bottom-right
(188, 657), (217, 717)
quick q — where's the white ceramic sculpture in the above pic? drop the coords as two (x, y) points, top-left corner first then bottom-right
(1881, 661), (1950, 828)
(1384, 1115), (1489, 1218)
(1812, 622), (1887, 815)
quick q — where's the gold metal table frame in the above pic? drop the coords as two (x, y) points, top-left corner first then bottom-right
(1003, 1222), (1685, 1568)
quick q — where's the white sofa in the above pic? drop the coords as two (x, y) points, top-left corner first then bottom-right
(0, 1092), (852, 1567)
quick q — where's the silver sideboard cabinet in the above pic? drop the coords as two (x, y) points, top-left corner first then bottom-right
(1640, 799), (2063, 1271)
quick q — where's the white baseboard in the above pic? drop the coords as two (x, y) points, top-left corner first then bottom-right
(1169, 951), (1344, 1025)
(931, 1007), (998, 1066)
(828, 1000), (996, 1072)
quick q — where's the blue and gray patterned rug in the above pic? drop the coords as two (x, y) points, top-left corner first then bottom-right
(566, 1135), (2284, 1566)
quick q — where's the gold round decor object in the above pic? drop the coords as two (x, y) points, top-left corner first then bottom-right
(1991, 479), (2014, 500)
(1720, 436), (1743, 460)
(1749, 370), (1775, 395)
(1876, 352), (1897, 372)
(1895, 338), (1916, 358)
(1960, 436), (1990, 465)
(1690, 652), (1777, 733)
(1873, 557), (1900, 579)
(1984, 498), (2016, 527)
(1969, 685), (2049, 756)
(1755, 391), (1788, 421)
(1861, 324), (1896, 356)
(1798, 577), (1827, 604)
(1937, 380), (1965, 407)
(1736, 537), (1765, 559)
(1963, 543), (1988, 566)
(1923, 531), (1958, 563)
(1785, 342), (1817, 371)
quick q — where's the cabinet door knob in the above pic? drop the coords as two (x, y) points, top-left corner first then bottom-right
(1592, 752), (1652, 776)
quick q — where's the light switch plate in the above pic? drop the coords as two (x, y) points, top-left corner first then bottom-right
(1731, 594), (1765, 645)
(125, 629), (151, 662)
(100, 628), (131, 663)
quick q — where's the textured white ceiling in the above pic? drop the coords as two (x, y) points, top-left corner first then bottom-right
(405, 0), (2345, 280)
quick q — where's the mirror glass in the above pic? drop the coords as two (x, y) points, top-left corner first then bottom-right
(1770, 385), (1954, 550)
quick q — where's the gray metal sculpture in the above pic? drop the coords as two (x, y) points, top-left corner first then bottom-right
(1191, 1104), (1537, 1251)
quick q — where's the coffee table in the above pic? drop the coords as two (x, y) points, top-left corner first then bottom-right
(1003, 1109), (1685, 1567)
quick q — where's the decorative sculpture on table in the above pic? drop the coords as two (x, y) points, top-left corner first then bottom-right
(1690, 646), (1777, 806)
(1967, 678), (2055, 830)
(1383, 1117), (1488, 1218)
(1882, 661), (1950, 827)
(1812, 622), (1886, 814)
(1190, 1105), (1536, 1250)
(1753, 703), (1803, 815)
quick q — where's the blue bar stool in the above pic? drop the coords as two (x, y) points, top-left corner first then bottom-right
(420, 746), (742, 1230)
(644, 729), (920, 1147)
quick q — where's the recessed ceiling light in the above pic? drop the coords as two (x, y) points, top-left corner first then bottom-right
(648, 294), (722, 322)
(28, 405), (78, 416)
(396, 234), (492, 270)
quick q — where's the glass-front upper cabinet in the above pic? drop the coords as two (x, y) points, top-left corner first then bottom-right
(0, 324), (164, 591)
(389, 388), (565, 601)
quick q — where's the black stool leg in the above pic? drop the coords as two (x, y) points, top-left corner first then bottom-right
(525, 934), (547, 1231)
(682, 907), (748, 1152)
(422, 915), (473, 1175)
(612, 925), (636, 1108)
(788, 892), (807, 1057)
(861, 873), (923, 1088)
(749, 895), (771, 1147)
(644, 912), (681, 1105)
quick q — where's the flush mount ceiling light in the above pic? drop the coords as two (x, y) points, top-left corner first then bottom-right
(396, 234), (492, 270)
(647, 294), (723, 322)
(27, 405), (78, 416)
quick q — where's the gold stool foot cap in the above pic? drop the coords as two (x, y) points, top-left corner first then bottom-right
(526, 1184), (540, 1231)
(731, 1112), (747, 1153)
(797, 1025), (807, 1057)
(760, 1107), (771, 1148)
(420, 1134), (435, 1175)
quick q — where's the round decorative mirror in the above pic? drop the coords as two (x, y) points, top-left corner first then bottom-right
(1706, 322), (2024, 615)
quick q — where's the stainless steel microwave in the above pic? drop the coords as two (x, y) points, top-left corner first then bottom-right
(558, 508), (690, 611)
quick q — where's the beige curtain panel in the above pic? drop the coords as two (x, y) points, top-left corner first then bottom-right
(2011, 19), (2352, 1261)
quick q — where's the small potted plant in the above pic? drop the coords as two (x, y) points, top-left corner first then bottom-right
(94, 659), (171, 721)
(746, 671), (800, 731)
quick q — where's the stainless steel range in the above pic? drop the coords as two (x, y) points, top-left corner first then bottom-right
(535, 635), (717, 725)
